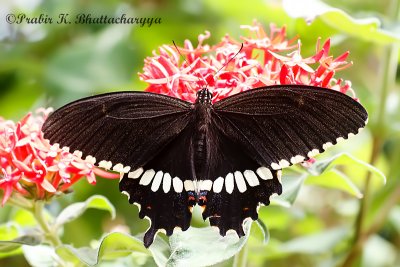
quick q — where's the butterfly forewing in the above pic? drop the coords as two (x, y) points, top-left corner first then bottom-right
(213, 85), (368, 170)
(42, 91), (192, 170)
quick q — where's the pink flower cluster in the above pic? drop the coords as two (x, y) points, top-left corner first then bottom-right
(140, 22), (355, 102)
(0, 109), (118, 205)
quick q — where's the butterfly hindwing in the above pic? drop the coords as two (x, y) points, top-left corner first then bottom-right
(199, 120), (282, 236)
(119, 122), (197, 247)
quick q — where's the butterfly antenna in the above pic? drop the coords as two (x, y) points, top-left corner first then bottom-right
(173, 40), (208, 89)
(213, 43), (243, 80)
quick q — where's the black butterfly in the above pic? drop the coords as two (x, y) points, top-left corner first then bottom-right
(42, 85), (368, 247)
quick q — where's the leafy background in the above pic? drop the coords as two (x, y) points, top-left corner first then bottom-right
(0, 0), (399, 266)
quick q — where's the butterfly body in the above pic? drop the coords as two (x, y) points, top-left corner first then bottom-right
(42, 85), (368, 247)
(191, 88), (214, 187)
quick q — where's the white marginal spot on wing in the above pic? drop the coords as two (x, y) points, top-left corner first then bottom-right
(256, 167), (273, 180)
(99, 160), (112, 169)
(121, 191), (130, 199)
(112, 163), (124, 172)
(307, 149), (320, 158)
(73, 150), (83, 158)
(277, 170), (282, 184)
(234, 171), (247, 193)
(269, 193), (279, 201)
(199, 180), (213, 191)
(348, 132), (355, 138)
(173, 177), (183, 193)
(271, 162), (280, 170)
(48, 144), (59, 157)
(133, 202), (141, 212)
(336, 137), (345, 143)
(85, 155), (96, 165)
(290, 155), (305, 164)
(173, 226), (182, 234)
(243, 170), (259, 187)
(122, 166), (131, 173)
(184, 180), (195, 191)
(151, 171), (163, 192)
(358, 127), (364, 133)
(322, 142), (333, 150)
(213, 177), (224, 193)
(279, 159), (290, 168)
(143, 216), (152, 228)
(157, 229), (167, 235)
(226, 229), (237, 236)
(128, 167), (143, 179)
(53, 143), (60, 149)
(225, 173), (234, 194)
(139, 169), (155, 186)
(163, 173), (172, 193)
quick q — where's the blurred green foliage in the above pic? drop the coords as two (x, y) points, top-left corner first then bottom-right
(1, 0), (400, 266)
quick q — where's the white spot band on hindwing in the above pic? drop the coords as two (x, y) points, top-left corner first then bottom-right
(173, 177), (183, 193)
(243, 170), (260, 187)
(163, 173), (172, 193)
(234, 171), (247, 193)
(128, 168), (144, 179)
(213, 177), (224, 193)
(139, 169), (155, 186)
(225, 173), (234, 194)
(151, 171), (163, 192)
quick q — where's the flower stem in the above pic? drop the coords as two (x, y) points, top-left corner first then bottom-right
(6, 193), (34, 210)
(32, 201), (62, 248)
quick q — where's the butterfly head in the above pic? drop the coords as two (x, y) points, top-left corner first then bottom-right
(196, 88), (213, 105)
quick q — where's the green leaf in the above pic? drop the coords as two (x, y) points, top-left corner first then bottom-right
(279, 227), (348, 254)
(97, 232), (149, 261)
(0, 234), (43, 252)
(271, 173), (306, 207)
(0, 223), (19, 243)
(307, 152), (386, 184)
(56, 245), (97, 266)
(147, 234), (170, 267)
(55, 195), (116, 228)
(166, 220), (252, 267)
(22, 245), (58, 267)
(283, 0), (400, 44)
(305, 169), (363, 198)
(254, 219), (270, 245)
(0, 223), (20, 258)
(56, 232), (150, 266)
(0, 223), (42, 254)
